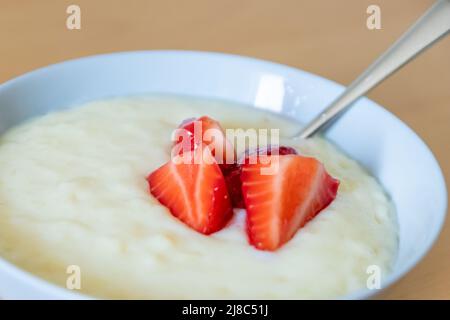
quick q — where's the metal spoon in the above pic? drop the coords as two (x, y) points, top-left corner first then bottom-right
(297, 0), (450, 139)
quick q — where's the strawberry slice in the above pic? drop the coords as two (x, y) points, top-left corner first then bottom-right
(224, 145), (298, 209)
(173, 116), (235, 165)
(241, 154), (339, 251)
(147, 146), (233, 235)
(174, 116), (239, 207)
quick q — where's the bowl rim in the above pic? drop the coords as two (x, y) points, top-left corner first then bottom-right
(0, 50), (447, 300)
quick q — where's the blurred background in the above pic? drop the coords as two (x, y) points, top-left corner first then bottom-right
(0, 0), (449, 299)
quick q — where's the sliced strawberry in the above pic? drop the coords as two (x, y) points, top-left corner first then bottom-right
(174, 116), (235, 165)
(147, 146), (233, 235)
(241, 154), (339, 251)
(223, 145), (298, 209)
(174, 116), (240, 207)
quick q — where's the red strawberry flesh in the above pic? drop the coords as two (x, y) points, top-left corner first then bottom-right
(174, 116), (235, 165)
(225, 145), (298, 208)
(241, 154), (339, 251)
(147, 146), (233, 234)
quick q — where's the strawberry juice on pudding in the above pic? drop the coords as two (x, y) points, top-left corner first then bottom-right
(0, 95), (398, 299)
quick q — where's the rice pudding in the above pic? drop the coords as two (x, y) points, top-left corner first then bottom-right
(0, 95), (398, 299)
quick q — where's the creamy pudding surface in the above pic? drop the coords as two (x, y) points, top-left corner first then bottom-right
(0, 95), (398, 299)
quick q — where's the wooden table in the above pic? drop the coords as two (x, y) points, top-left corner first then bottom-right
(1, 0), (449, 299)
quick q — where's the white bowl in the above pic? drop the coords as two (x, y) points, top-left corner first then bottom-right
(0, 51), (447, 299)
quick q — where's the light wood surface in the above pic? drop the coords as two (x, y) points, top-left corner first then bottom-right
(0, 0), (449, 299)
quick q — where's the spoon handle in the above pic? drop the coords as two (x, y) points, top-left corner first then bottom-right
(297, 0), (450, 139)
